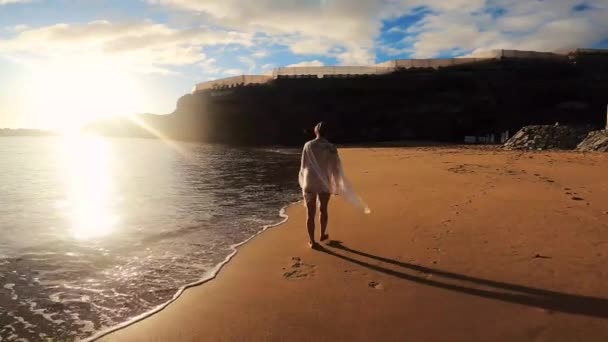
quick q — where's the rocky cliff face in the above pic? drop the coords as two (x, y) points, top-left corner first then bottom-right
(89, 57), (608, 146)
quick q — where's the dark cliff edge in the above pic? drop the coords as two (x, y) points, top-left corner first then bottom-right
(86, 54), (608, 146)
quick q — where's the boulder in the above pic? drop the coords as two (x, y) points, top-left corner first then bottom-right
(576, 130), (608, 152)
(504, 125), (593, 150)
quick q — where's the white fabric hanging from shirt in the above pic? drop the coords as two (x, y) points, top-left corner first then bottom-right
(299, 138), (371, 214)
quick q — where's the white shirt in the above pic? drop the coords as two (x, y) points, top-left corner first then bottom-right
(299, 138), (339, 194)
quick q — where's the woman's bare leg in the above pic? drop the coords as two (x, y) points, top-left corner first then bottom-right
(319, 193), (330, 241)
(305, 193), (317, 246)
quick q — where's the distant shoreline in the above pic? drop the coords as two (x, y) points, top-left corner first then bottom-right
(0, 128), (58, 137)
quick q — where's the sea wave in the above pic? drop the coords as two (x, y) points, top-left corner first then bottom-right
(86, 200), (299, 341)
(0, 137), (302, 341)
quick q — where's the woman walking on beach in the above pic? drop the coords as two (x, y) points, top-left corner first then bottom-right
(299, 122), (370, 248)
(299, 122), (337, 248)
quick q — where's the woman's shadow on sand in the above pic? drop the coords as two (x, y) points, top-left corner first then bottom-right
(317, 240), (608, 319)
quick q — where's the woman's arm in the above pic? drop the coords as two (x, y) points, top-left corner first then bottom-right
(298, 143), (308, 189)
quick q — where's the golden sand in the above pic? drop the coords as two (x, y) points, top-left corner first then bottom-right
(102, 147), (608, 342)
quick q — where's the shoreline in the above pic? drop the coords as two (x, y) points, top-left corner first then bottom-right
(87, 201), (300, 341)
(102, 147), (608, 342)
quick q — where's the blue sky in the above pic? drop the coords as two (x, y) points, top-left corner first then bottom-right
(1, 0), (607, 129)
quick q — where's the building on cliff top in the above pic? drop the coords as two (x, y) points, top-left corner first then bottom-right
(192, 48), (608, 93)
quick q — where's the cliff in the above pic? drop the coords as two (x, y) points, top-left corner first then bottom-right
(88, 55), (608, 146)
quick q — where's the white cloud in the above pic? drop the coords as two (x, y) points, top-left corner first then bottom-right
(286, 60), (324, 67)
(5, 0), (604, 75)
(1, 24), (29, 34)
(289, 37), (335, 56)
(0, 0), (32, 4)
(261, 63), (274, 70)
(198, 58), (221, 75)
(405, 0), (608, 57)
(223, 68), (242, 76)
(379, 45), (411, 57)
(238, 55), (256, 72)
(11, 24), (29, 32)
(387, 26), (407, 34)
(145, 0), (393, 64)
(0, 20), (253, 73)
(147, 0), (608, 62)
(252, 50), (269, 58)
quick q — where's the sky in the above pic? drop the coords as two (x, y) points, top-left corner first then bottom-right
(0, 0), (607, 129)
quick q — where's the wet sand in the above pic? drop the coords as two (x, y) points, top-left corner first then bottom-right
(101, 147), (608, 342)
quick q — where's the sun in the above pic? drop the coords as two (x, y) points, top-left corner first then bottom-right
(26, 59), (144, 133)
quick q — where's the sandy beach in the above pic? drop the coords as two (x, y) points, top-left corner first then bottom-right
(101, 147), (608, 342)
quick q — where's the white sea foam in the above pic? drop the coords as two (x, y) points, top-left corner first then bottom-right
(27, 300), (65, 325)
(3, 283), (17, 300)
(1, 139), (302, 341)
(86, 201), (298, 341)
(7, 312), (36, 331)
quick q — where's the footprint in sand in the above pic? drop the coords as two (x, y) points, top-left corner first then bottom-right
(368, 281), (384, 290)
(448, 165), (472, 174)
(283, 257), (316, 280)
(537, 175), (555, 183)
(534, 254), (552, 259)
(571, 197), (585, 201)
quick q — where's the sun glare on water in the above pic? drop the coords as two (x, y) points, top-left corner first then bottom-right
(27, 59), (143, 133)
(57, 133), (118, 240)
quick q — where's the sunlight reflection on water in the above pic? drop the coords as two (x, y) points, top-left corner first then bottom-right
(0, 136), (301, 341)
(57, 134), (118, 240)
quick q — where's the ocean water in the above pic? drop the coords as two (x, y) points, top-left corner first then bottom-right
(0, 136), (301, 341)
